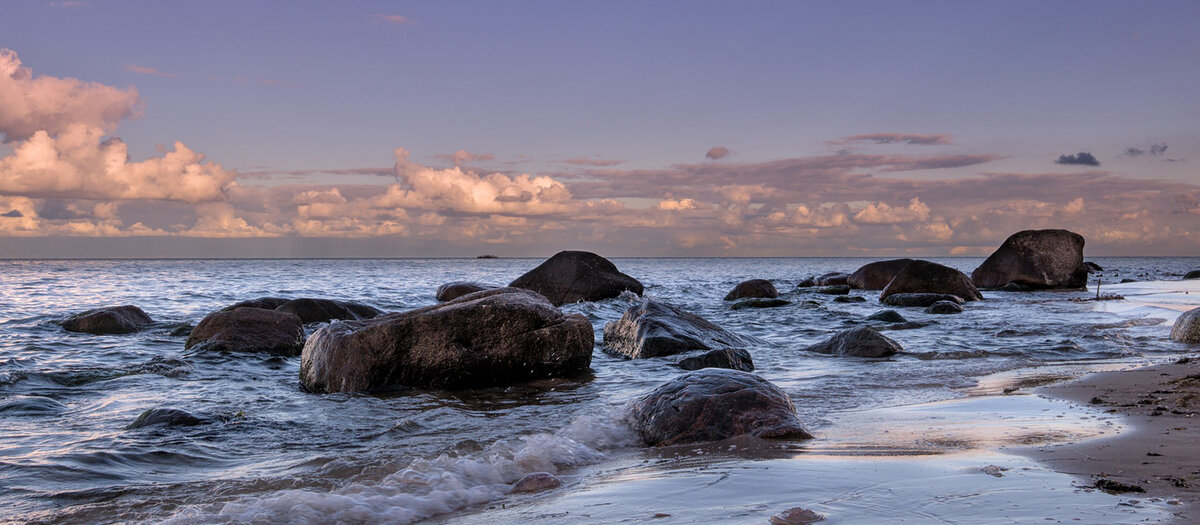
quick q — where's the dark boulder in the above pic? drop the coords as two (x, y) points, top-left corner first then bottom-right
(125, 407), (209, 429)
(677, 348), (754, 372)
(848, 259), (914, 290)
(731, 298), (791, 310)
(724, 279), (778, 301)
(61, 305), (153, 335)
(1184, 270), (1200, 280)
(802, 327), (902, 357)
(508, 250), (643, 305)
(816, 272), (850, 286)
(1084, 261), (1103, 272)
(275, 298), (382, 324)
(628, 369), (812, 446)
(795, 277), (817, 288)
(1000, 282), (1032, 292)
(1170, 308), (1200, 343)
(186, 307), (306, 355)
(925, 301), (963, 314)
(881, 260), (981, 302)
(833, 295), (867, 303)
(816, 285), (850, 295)
(866, 310), (907, 323)
(874, 321), (932, 331)
(300, 288), (593, 392)
(436, 282), (493, 302)
(971, 229), (1089, 290)
(1121, 278), (1138, 283)
(881, 293), (965, 308)
(220, 297), (290, 312)
(604, 299), (759, 359)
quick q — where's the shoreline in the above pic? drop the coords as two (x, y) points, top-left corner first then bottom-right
(1022, 356), (1200, 523)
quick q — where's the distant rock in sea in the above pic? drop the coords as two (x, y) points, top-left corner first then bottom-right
(724, 279), (778, 300)
(61, 305), (153, 335)
(477, 254), (500, 259)
(509, 250), (643, 305)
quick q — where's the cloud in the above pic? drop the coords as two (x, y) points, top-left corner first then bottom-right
(1151, 143), (1168, 155)
(123, 65), (176, 78)
(852, 197), (931, 224)
(0, 48), (141, 143)
(368, 14), (413, 26)
(830, 133), (954, 146)
(1055, 152), (1100, 166)
(706, 146), (731, 160)
(432, 150), (495, 166)
(656, 198), (698, 211)
(1124, 146), (1145, 157)
(378, 148), (574, 215)
(562, 157), (624, 167)
(1125, 143), (1168, 158)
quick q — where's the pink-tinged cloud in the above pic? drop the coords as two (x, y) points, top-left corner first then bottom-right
(0, 49), (141, 142)
(562, 157), (624, 167)
(706, 146), (731, 160)
(368, 14), (413, 26)
(830, 133), (955, 146)
(433, 150), (496, 166)
(123, 64), (176, 78)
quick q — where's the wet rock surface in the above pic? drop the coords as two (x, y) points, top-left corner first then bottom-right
(604, 299), (759, 358)
(274, 298), (382, 324)
(730, 298), (790, 310)
(1170, 307), (1200, 343)
(185, 307), (306, 355)
(435, 282), (493, 302)
(220, 297), (290, 312)
(509, 250), (643, 305)
(881, 260), (981, 302)
(866, 310), (907, 323)
(61, 305), (153, 335)
(724, 279), (779, 300)
(925, 301), (963, 314)
(972, 229), (1089, 290)
(677, 347), (754, 372)
(881, 293), (965, 308)
(802, 327), (902, 357)
(125, 407), (209, 429)
(816, 285), (850, 295)
(509, 472), (563, 494)
(848, 259), (914, 290)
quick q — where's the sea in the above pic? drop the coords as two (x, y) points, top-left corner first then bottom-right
(1, 257), (1198, 524)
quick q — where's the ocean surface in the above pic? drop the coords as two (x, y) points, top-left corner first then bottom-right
(1, 257), (1198, 524)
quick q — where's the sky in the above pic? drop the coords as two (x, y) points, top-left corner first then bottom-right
(0, 0), (1197, 257)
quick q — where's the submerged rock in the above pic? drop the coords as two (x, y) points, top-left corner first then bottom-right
(186, 307), (306, 355)
(126, 407), (209, 429)
(802, 327), (902, 357)
(275, 298), (382, 324)
(628, 369), (812, 446)
(510, 472), (563, 494)
(925, 301), (963, 315)
(677, 347), (754, 372)
(730, 298), (790, 310)
(816, 272), (850, 286)
(61, 305), (153, 335)
(436, 281), (493, 302)
(300, 288), (593, 392)
(1170, 308), (1200, 343)
(508, 250), (643, 305)
(874, 321), (932, 331)
(1084, 261), (1103, 272)
(816, 285), (850, 295)
(971, 229), (1089, 290)
(999, 282), (1032, 292)
(604, 299), (759, 358)
(770, 507), (826, 525)
(724, 279), (778, 301)
(1184, 270), (1200, 280)
(795, 277), (817, 288)
(220, 297), (290, 312)
(866, 310), (907, 323)
(848, 259), (914, 290)
(833, 295), (867, 303)
(881, 293), (964, 308)
(881, 260), (981, 302)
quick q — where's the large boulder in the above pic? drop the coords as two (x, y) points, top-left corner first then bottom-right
(677, 348), (755, 372)
(436, 282), (493, 302)
(508, 251), (643, 305)
(848, 259), (914, 290)
(815, 272), (850, 286)
(300, 288), (593, 392)
(1170, 308), (1200, 343)
(275, 298), (382, 324)
(628, 369), (812, 446)
(881, 293), (964, 307)
(185, 307), (306, 355)
(62, 305), (153, 335)
(802, 327), (902, 357)
(724, 279), (778, 301)
(971, 229), (1089, 290)
(881, 260), (981, 302)
(220, 297), (290, 312)
(604, 299), (759, 359)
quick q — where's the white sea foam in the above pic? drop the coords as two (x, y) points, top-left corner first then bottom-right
(161, 412), (638, 525)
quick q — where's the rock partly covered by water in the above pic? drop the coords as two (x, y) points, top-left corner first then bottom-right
(275, 298), (382, 324)
(802, 327), (902, 357)
(881, 260), (982, 302)
(866, 310), (908, 323)
(510, 472), (563, 494)
(925, 301), (963, 314)
(1184, 270), (1200, 280)
(971, 229), (1089, 290)
(509, 250), (643, 305)
(730, 298), (791, 310)
(186, 307), (306, 355)
(604, 299), (759, 359)
(1170, 308), (1200, 343)
(125, 407), (209, 429)
(220, 297), (290, 312)
(816, 285), (850, 295)
(300, 288), (593, 392)
(881, 292), (965, 307)
(816, 272), (851, 286)
(724, 279), (778, 300)
(628, 369), (812, 446)
(436, 282), (493, 302)
(848, 259), (914, 290)
(677, 347), (754, 372)
(61, 305), (153, 335)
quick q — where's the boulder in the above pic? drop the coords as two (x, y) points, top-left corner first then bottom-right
(126, 407), (209, 429)
(186, 307), (306, 355)
(881, 260), (981, 302)
(508, 250), (643, 305)
(971, 229), (1089, 290)
(881, 293), (965, 308)
(1000, 282), (1032, 292)
(1184, 270), (1200, 280)
(604, 299), (759, 359)
(724, 279), (778, 301)
(436, 282), (493, 302)
(628, 369), (812, 446)
(510, 472), (563, 494)
(816, 272), (850, 286)
(874, 321), (932, 331)
(795, 277), (817, 288)
(275, 298), (382, 324)
(61, 305), (153, 335)
(677, 348), (754, 372)
(833, 295), (867, 303)
(1170, 308), (1200, 343)
(300, 288), (593, 392)
(866, 310), (907, 323)
(848, 259), (914, 290)
(816, 285), (850, 295)
(802, 327), (902, 357)
(220, 297), (290, 312)
(730, 298), (791, 310)
(925, 301), (963, 314)
(1084, 261), (1103, 272)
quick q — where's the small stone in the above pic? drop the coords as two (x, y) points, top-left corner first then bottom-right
(1094, 479), (1145, 493)
(770, 507), (824, 524)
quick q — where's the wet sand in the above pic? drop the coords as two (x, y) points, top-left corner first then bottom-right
(1025, 356), (1200, 523)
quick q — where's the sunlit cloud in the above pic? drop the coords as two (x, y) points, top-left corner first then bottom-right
(705, 146), (731, 160)
(829, 133), (954, 146)
(123, 64), (176, 78)
(368, 13), (413, 26)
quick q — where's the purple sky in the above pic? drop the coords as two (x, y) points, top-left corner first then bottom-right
(1, 1), (1198, 257)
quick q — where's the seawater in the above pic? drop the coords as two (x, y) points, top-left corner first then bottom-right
(0, 257), (1196, 524)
